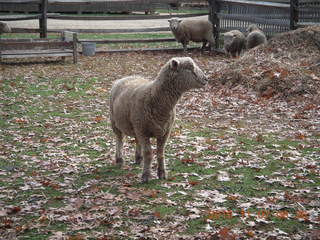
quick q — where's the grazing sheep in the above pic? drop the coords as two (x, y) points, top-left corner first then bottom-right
(223, 30), (246, 57)
(0, 22), (11, 38)
(110, 57), (208, 182)
(168, 17), (215, 51)
(246, 24), (267, 49)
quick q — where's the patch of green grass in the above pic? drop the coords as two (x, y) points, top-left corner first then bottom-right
(183, 218), (207, 235)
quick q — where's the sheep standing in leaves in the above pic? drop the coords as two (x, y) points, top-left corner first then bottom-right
(246, 24), (267, 49)
(223, 30), (246, 57)
(168, 17), (215, 51)
(0, 22), (11, 38)
(110, 57), (208, 182)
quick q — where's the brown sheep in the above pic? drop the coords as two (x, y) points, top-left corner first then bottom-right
(168, 17), (215, 51)
(110, 57), (208, 182)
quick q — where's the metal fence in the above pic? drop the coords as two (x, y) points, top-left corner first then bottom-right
(209, 0), (320, 48)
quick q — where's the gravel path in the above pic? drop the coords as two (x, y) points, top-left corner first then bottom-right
(8, 15), (207, 30)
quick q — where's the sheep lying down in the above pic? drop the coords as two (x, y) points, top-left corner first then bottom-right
(110, 57), (208, 182)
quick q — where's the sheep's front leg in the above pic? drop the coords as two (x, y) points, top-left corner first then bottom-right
(140, 138), (152, 182)
(135, 138), (142, 165)
(157, 136), (168, 180)
(182, 40), (188, 52)
(201, 41), (208, 50)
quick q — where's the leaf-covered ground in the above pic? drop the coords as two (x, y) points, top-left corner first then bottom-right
(1, 33), (319, 239)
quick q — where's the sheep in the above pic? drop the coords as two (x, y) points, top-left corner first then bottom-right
(223, 30), (246, 57)
(0, 22), (11, 38)
(110, 57), (208, 183)
(168, 17), (215, 51)
(246, 24), (267, 49)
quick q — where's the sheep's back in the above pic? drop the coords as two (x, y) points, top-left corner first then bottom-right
(180, 19), (213, 41)
(247, 31), (267, 49)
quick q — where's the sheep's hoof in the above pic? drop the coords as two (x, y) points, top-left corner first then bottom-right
(157, 169), (166, 180)
(142, 173), (150, 183)
(116, 157), (123, 167)
(135, 156), (142, 165)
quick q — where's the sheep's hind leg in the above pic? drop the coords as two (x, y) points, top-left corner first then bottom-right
(135, 139), (142, 165)
(156, 136), (168, 180)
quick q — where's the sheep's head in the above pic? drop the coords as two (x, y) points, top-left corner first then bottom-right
(168, 18), (182, 31)
(246, 24), (260, 33)
(0, 22), (11, 33)
(168, 57), (208, 90)
(223, 31), (237, 45)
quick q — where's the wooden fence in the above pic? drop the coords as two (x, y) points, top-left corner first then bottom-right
(0, 0), (207, 48)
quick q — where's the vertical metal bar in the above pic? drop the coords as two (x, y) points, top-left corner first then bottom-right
(290, 0), (298, 30)
(39, 0), (48, 38)
(209, 0), (220, 49)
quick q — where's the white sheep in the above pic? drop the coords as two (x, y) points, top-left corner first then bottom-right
(223, 30), (246, 57)
(110, 57), (208, 182)
(246, 24), (267, 49)
(0, 22), (11, 38)
(168, 17), (215, 51)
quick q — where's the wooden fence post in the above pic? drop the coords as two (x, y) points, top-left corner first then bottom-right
(208, 0), (220, 49)
(290, 0), (299, 30)
(39, 0), (48, 38)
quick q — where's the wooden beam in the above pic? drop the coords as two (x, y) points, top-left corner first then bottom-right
(0, 41), (73, 51)
(78, 38), (176, 44)
(0, 0), (40, 3)
(48, 27), (171, 33)
(0, 15), (40, 21)
(47, 13), (208, 21)
(217, 0), (289, 8)
(39, 0), (48, 38)
(72, 32), (78, 64)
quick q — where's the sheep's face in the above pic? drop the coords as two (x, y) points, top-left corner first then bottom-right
(223, 32), (236, 46)
(0, 22), (11, 33)
(169, 57), (208, 90)
(246, 24), (259, 33)
(168, 18), (182, 31)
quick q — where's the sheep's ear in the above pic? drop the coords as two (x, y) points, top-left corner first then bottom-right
(168, 19), (171, 23)
(178, 19), (182, 23)
(170, 58), (179, 70)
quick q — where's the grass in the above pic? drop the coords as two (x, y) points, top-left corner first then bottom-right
(1, 53), (319, 239)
